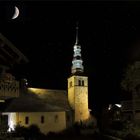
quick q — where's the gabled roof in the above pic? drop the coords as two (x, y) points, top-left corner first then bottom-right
(0, 33), (29, 66)
(3, 88), (71, 112)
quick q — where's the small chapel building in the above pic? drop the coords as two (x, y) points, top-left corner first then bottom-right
(0, 26), (90, 134)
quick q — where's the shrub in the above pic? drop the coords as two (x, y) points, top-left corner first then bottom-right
(14, 124), (44, 140)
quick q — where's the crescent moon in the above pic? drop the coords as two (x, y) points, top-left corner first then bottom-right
(12, 6), (19, 19)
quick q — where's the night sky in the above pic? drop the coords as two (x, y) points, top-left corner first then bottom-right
(0, 1), (140, 113)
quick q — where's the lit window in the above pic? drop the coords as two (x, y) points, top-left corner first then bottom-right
(41, 116), (44, 124)
(25, 117), (29, 124)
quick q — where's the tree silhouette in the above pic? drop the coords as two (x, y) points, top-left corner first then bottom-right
(121, 61), (140, 96)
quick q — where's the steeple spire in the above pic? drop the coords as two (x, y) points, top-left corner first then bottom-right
(71, 23), (84, 75)
(75, 22), (79, 45)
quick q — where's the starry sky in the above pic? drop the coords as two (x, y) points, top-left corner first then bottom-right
(1, 1), (140, 113)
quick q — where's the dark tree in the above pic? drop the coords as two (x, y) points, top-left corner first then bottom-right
(121, 61), (140, 97)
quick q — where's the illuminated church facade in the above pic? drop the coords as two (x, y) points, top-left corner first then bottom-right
(0, 26), (90, 134)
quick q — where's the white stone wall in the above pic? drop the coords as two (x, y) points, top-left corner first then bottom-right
(5, 112), (66, 134)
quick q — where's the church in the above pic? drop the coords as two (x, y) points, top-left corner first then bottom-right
(0, 26), (90, 134)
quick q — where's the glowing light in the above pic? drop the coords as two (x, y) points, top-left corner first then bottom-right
(2, 113), (17, 132)
(88, 109), (92, 112)
(28, 88), (49, 95)
(0, 100), (5, 102)
(8, 119), (15, 132)
(108, 104), (112, 110)
(115, 104), (122, 108)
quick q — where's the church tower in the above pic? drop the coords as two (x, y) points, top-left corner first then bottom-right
(68, 24), (89, 122)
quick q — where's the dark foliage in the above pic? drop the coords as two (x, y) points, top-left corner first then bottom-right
(124, 133), (140, 140)
(14, 124), (45, 140)
(110, 120), (124, 130)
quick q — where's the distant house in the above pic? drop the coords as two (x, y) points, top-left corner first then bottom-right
(121, 61), (140, 124)
(0, 33), (28, 100)
(101, 104), (122, 130)
(0, 26), (91, 134)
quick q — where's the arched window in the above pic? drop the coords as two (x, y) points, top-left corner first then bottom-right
(41, 116), (44, 123)
(54, 115), (58, 122)
(25, 116), (29, 124)
(82, 80), (84, 86)
(78, 80), (81, 86)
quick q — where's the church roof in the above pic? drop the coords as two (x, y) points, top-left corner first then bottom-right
(2, 88), (71, 112)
